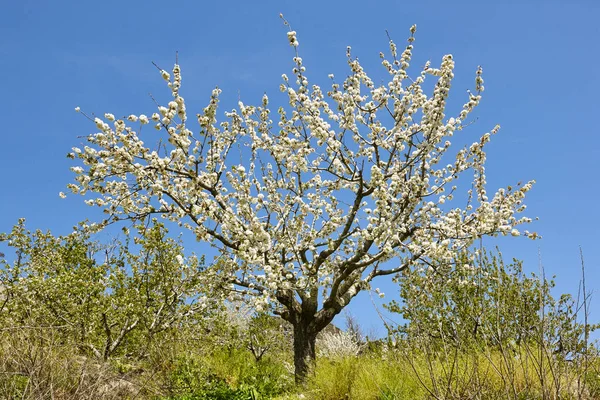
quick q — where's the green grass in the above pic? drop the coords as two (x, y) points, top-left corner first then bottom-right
(1, 325), (598, 399)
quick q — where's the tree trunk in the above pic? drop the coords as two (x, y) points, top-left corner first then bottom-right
(276, 288), (340, 384)
(292, 321), (317, 384)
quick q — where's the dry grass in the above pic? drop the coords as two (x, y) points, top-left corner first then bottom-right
(0, 326), (152, 400)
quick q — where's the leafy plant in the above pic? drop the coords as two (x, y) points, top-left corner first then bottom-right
(0, 219), (211, 361)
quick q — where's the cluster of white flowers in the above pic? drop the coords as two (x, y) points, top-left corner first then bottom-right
(67, 25), (536, 322)
(317, 329), (362, 359)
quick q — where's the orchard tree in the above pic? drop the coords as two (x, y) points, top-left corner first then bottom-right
(65, 21), (536, 381)
(0, 220), (209, 361)
(390, 249), (577, 351)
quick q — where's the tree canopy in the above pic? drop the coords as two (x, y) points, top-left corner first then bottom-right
(65, 22), (536, 380)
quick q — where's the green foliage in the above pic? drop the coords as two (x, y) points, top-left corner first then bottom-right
(306, 350), (452, 400)
(0, 219), (210, 361)
(246, 312), (291, 362)
(163, 378), (258, 400)
(160, 346), (292, 399)
(388, 248), (596, 356)
(0, 219), (296, 398)
(1, 218), (598, 399)
(384, 248), (599, 399)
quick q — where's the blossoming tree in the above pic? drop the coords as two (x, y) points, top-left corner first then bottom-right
(66, 22), (535, 381)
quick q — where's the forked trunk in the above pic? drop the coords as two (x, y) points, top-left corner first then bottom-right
(277, 288), (340, 384)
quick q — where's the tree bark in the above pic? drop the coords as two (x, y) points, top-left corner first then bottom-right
(292, 320), (317, 384)
(276, 288), (341, 384)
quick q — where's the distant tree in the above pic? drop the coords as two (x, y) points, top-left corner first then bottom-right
(0, 219), (210, 361)
(65, 21), (535, 381)
(389, 248), (596, 359)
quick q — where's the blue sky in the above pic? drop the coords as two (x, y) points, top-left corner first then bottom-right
(1, 0), (599, 336)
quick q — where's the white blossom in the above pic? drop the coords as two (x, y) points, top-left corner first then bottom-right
(67, 25), (536, 335)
